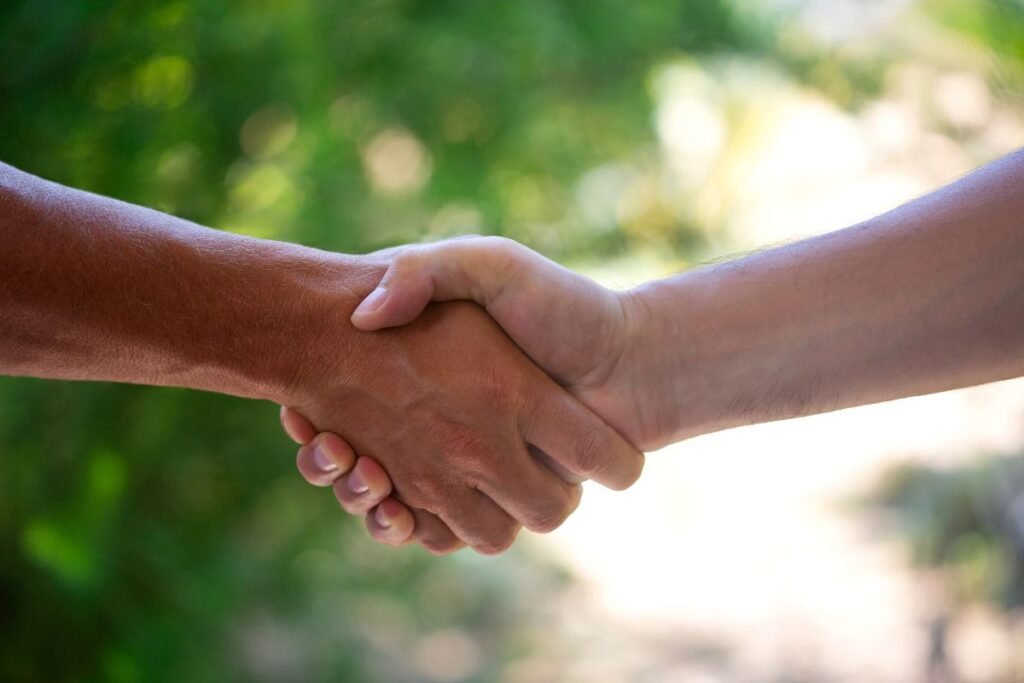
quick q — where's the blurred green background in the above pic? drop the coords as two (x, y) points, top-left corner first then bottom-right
(1, 1), (1023, 681)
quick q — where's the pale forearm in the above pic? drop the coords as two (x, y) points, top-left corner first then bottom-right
(0, 162), (380, 402)
(630, 150), (1024, 445)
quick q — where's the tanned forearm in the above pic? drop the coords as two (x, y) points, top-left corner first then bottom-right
(629, 149), (1024, 444)
(0, 162), (649, 555)
(0, 162), (380, 402)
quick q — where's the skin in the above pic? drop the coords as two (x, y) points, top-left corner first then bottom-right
(290, 149), (1024, 547)
(0, 162), (645, 556)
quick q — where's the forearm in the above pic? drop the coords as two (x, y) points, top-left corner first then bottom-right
(630, 150), (1024, 444)
(0, 162), (380, 402)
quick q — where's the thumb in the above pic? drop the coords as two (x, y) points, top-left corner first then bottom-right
(351, 237), (522, 331)
(350, 259), (436, 330)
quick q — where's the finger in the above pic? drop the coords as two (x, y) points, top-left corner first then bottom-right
(350, 254), (436, 330)
(436, 489), (521, 556)
(332, 457), (394, 515)
(409, 508), (465, 555)
(529, 444), (587, 485)
(280, 405), (317, 445)
(365, 498), (416, 546)
(350, 237), (527, 331)
(295, 433), (357, 487)
(474, 447), (583, 534)
(525, 393), (645, 491)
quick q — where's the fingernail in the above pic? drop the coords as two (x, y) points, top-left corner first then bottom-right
(353, 287), (387, 316)
(348, 469), (369, 494)
(375, 506), (392, 529)
(313, 444), (338, 473)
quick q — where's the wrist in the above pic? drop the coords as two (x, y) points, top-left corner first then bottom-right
(620, 268), (748, 447)
(231, 248), (388, 405)
(616, 281), (691, 449)
(612, 280), (701, 449)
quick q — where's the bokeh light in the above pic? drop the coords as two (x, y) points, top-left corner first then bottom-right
(1, 0), (1022, 681)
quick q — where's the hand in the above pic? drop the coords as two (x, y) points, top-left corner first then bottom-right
(284, 237), (660, 550)
(281, 405), (416, 546)
(285, 296), (644, 555)
(289, 150), (1024, 548)
(350, 236), (658, 449)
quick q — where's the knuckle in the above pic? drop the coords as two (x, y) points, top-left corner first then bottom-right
(523, 493), (572, 534)
(392, 465), (451, 509)
(421, 535), (462, 555)
(474, 524), (519, 556)
(473, 543), (505, 557)
(387, 250), (431, 292)
(390, 249), (420, 273)
(525, 513), (563, 535)
(459, 451), (508, 493)
(573, 429), (610, 478)
(439, 426), (496, 479)
(408, 472), (446, 503)
(395, 478), (432, 509)
(411, 511), (464, 555)
(477, 235), (513, 252)
(620, 451), (646, 490)
(483, 237), (525, 278)
(484, 235), (525, 258)
(605, 449), (645, 491)
(568, 483), (584, 512)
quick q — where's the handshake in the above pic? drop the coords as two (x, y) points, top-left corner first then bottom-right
(3, 151), (1021, 557)
(278, 237), (656, 555)
(271, 149), (1024, 556)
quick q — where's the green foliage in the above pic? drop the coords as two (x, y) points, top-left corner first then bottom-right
(0, 0), (758, 259)
(870, 454), (1024, 610)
